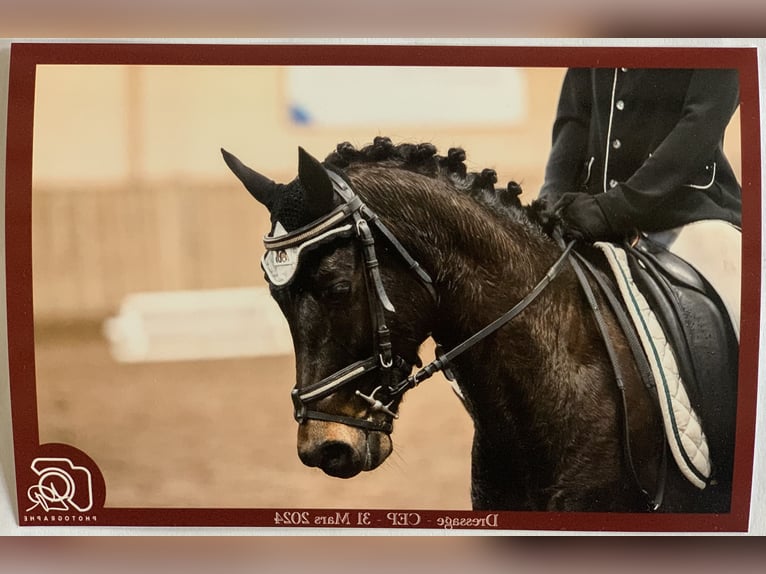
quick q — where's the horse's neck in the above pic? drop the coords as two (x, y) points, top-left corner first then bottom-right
(371, 183), (599, 418)
(422, 221), (573, 403)
(380, 193), (562, 337)
(355, 168), (581, 381)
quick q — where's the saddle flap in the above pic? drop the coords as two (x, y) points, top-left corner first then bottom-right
(625, 241), (738, 487)
(594, 241), (737, 493)
(632, 235), (708, 295)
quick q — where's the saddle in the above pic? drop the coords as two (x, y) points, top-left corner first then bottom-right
(581, 236), (738, 493)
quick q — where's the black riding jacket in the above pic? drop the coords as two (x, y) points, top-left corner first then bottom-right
(538, 68), (742, 232)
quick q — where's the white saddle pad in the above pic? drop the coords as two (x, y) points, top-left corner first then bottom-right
(595, 242), (711, 490)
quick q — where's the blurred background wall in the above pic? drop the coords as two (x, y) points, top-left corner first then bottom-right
(31, 65), (742, 322)
(31, 65), (572, 322)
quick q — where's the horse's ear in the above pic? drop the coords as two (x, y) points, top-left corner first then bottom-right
(298, 147), (335, 220)
(221, 148), (278, 211)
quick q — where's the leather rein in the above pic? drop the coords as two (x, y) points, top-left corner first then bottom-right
(262, 168), (574, 435)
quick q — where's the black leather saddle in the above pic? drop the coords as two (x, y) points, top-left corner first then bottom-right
(624, 235), (738, 489)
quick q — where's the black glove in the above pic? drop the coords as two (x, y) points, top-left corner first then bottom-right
(553, 193), (618, 242)
(525, 197), (559, 235)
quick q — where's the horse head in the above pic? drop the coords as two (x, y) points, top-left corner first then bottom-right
(223, 146), (436, 478)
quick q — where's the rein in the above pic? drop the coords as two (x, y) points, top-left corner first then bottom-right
(386, 240), (575, 397)
(555, 231), (667, 511)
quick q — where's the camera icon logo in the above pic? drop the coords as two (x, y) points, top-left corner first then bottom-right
(26, 457), (94, 513)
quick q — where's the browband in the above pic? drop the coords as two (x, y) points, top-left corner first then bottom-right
(264, 197), (362, 251)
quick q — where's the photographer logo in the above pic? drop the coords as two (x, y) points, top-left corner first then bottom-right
(26, 457), (94, 513)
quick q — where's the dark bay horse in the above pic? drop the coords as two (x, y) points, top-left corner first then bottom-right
(223, 138), (731, 513)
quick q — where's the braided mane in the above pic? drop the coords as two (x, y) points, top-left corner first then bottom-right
(325, 137), (527, 218)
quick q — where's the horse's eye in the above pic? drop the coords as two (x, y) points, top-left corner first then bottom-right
(322, 281), (351, 298)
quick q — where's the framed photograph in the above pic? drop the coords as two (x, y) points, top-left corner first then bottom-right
(1, 40), (761, 532)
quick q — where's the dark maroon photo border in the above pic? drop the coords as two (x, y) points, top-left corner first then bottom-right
(5, 42), (762, 532)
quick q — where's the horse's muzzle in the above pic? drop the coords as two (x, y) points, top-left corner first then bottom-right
(297, 420), (392, 478)
(308, 440), (363, 478)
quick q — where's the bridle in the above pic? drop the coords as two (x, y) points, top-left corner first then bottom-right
(263, 169), (437, 434)
(262, 167), (573, 435)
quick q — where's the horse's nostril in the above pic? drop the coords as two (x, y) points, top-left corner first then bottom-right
(319, 441), (360, 479)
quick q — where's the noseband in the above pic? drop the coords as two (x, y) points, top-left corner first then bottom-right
(262, 167), (573, 434)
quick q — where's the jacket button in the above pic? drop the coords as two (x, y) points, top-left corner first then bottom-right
(612, 139), (622, 149)
(616, 100), (625, 110)
(609, 179), (618, 188)
(620, 67), (628, 72)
